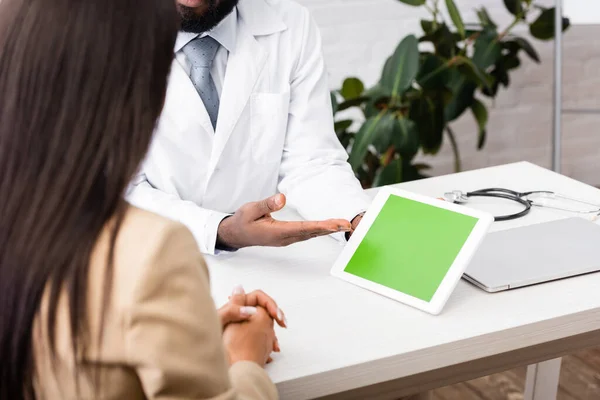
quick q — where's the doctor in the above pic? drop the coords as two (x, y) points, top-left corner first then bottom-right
(128, 0), (372, 255)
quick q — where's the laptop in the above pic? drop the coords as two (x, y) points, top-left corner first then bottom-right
(464, 217), (600, 292)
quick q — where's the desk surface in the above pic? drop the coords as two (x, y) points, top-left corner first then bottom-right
(206, 162), (600, 399)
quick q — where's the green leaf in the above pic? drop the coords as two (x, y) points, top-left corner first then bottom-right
(496, 66), (510, 87)
(482, 78), (500, 98)
(454, 56), (493, 89)
(481, 60), (510, 96)
(356, 164), (370, 188)
(402, 161), (430, 182)
(445, 83), (476, 122)
(394, 118), (420, 157)
(381, 56), (393, 86)
(417, 53), (451, 89)
(338, 132), (352, 150)
(503, 54), (521, 70)
(503, 36), (540, 63)
(362, 85), (392, 118)
(334, 120), (353, 135)
(439, 87), (453, 104)
(513, 37), (540, 63)
(410, 95), (446, 154)
(445, 0), (465, 39)
(330, 92), (338, 115)
(373, 158), (403, 187)
(465, 28), (483, 37)
(503, 0), (523, 17)
(444, 70), (477, 122)
(372, 113), (400, 154)
(472, 30), (502, 71)
(421, 24), (458, 59)
(488, 59), (510, 89)
(340, 77), (365, 100)
(476, 8), (497, 29)
(471, 99), (488, 149)
(530, 8), (570, 41)
(348, 113), (386, 170)
(421, 20), (435, 35)
(381, 35), (420, 98)
(396, 0), (426, 6)
(364, 83), (392, 98)
(364, 97), (390, 119)
(413, 163), (432, 171)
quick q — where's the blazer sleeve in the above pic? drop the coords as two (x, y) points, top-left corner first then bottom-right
(125, 222), (278, 400)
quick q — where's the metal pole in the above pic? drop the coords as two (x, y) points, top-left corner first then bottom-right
(552, 0), (563, 173)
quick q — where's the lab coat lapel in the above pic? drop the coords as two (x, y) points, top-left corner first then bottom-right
(169, 61), (215, 137)
(209, 21), (266, 173)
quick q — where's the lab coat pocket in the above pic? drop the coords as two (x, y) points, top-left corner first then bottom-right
(250, 92), (290, 164)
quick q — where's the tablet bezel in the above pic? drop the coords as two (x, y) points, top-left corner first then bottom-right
(331, 187), (494, 315)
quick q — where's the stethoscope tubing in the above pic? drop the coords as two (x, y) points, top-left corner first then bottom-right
(464, 189), (532, 221)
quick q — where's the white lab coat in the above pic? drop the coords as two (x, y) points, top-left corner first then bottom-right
(128, 0), (371, 255)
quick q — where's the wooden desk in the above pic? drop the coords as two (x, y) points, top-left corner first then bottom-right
(207, 162), (600, 399)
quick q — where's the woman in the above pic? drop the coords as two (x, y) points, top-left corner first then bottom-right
(0, 0), (283, 398)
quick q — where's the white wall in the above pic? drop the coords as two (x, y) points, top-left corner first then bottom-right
(565, 0), (600, 24)
(296, 0), (600, 186)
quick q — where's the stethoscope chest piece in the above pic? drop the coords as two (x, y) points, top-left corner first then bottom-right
(443, 190), (469, 204)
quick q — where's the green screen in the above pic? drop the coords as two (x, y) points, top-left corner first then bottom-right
(344, 195), (478, 302)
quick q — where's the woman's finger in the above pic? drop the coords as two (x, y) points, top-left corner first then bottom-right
(218, 303), (257, 326)
(245, 290), (287, 328)
(230, 284), (247, 306)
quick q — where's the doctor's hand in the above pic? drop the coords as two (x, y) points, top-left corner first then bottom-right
(217, 194), (352, 250)
(346, 213), (364, 240)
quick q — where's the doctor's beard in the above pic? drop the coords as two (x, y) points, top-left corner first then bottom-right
(178, 0), (239, 34)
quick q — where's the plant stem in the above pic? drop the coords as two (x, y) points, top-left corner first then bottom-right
(498, 18), (520, 40)
(432, 0), (441, 27)
(382, 146), (396, 167)
(499, 2), (531, 40)
(446, 126), (462, 172)
(424, 3), (435, 17)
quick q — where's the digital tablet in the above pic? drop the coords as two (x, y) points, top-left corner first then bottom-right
(331, 187), (493, 315)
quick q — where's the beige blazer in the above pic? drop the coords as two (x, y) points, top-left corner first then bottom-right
(33, 206), (278, 399)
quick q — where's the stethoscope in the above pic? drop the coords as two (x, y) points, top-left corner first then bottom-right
(444, 188), (600, 221)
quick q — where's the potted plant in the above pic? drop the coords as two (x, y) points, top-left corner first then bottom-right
(331, 0), (570, 188)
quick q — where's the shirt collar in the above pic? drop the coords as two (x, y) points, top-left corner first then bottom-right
(175, 7), (237, 53)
